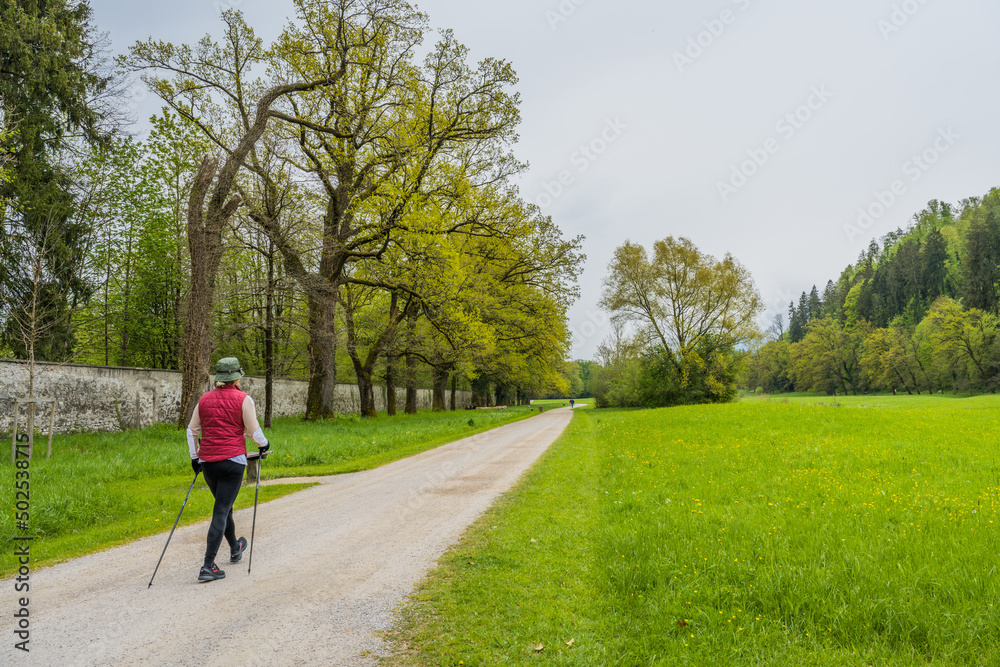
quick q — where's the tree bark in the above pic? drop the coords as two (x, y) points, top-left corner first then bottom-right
(345, 339), (379, 419)
(356, 370), (378, 418)
(405, 353), (418, 414)
(386, 355), (397, 416)
(305, 292), (337, 420)
(432, 367), (448, 411)
(177, 156), (233, 428)
(449, 372), (457, 411)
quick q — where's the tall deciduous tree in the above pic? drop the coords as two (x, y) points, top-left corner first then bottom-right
(923, 297), (1000, 393)
(790, 316), (867, 395)
(258, 1), (524, 417)
(744, 339), (792, 393)
(860, 326), (922, 394)
(123, 8), (352, 425)
(600, 236), (763, 371)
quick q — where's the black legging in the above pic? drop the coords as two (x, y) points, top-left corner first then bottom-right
(201, 460), (245, 566)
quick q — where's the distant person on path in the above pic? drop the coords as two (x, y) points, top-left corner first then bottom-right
(570, 398), (575, 408)
(187, 357), (270, 582)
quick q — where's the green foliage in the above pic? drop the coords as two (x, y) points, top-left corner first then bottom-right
(69, 137), (178, 366)
(637, 334), (744, 407)
(589, 323), (643, 408)
(0, 0), (108, 149)
(543, 360), (583, 399)
(921, 296), (1000, 393)
(744, 340), (793, 394)
(389, 397), (1000, 666)
(790, 317), (867, 395)
(750, 190), (1000, 396)
(118, 2), (582, 414)
(0, 0), (111, 360)
(590, 358), (644, 409)
(600, 237), (763, 356)
(575, 359), (597, 398)
(596, 237), (761, 408)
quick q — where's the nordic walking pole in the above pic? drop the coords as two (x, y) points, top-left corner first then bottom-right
(148, 472), (200, 588)
(248, 453), (262, 574)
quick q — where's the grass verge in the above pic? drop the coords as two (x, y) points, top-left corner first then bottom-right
(386, 396), (1000, 665)
(1, 406), (536, 577)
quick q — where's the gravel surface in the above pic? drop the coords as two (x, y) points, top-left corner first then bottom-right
(8, 408), (572, 666)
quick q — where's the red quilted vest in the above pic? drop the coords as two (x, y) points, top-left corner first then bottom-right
(197, 387), (248, 462)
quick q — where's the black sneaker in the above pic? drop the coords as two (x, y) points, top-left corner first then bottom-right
(198, 563), (226, 581)
(230, 537), (247, 563)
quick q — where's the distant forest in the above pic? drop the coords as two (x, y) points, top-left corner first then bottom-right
(745, 187), (1000, 395)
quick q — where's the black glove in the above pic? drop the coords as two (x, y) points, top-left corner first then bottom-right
(191, 458), (203, 475)
(259, 442), (270, 458)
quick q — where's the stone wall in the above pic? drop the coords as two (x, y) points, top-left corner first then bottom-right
(0, 359), (471, 434)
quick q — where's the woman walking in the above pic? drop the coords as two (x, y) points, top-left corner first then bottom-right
(187, 357), (270, 582)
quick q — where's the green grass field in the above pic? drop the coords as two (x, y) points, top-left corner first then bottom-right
(0, 406), (535, 577)
(387, 395), (1000, 665)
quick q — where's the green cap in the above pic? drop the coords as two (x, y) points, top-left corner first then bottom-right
(215, 357), (245, 383)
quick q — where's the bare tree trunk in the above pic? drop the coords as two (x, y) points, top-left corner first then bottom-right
(305, 293), (336, 420)
(450, 372), (457, 411)
(103, 251), (110, 366)
(405, 353), (418, 414)
(177, 157), (240, 428)
(356, 370), (378, 418)
(386, 355), (397, 416)
(432, 367), (448, 411)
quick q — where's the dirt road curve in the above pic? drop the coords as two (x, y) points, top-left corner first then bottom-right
(11, 408), (572, 666)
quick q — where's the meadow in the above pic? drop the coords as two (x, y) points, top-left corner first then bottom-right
(388, 395), (1000, 665)
(0, 406), (535, 577)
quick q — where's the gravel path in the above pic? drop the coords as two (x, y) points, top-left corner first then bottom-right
(9, 408), (572, 666)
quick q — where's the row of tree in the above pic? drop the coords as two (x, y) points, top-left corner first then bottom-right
(0, 0), (584, 423)
(747, 189), (1000, 395)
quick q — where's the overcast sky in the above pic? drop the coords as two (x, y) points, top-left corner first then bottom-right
(90, 0), (1000, 359)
